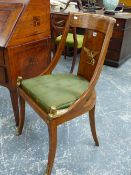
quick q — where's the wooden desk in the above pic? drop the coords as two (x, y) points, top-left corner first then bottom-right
(51, 10), (131, 67)
(0, 0), (51, 126)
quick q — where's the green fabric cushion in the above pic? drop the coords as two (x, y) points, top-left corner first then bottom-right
(21, 74), (89, 113)
(56, 33), (84, 48)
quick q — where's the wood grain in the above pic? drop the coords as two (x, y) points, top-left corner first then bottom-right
(0, 0), (51, 126)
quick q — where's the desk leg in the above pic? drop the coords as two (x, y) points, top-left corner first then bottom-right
(9, 90), (19, 126)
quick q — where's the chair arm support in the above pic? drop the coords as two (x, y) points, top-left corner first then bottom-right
(40, 14), (72, 75)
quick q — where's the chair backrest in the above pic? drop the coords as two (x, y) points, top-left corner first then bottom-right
(51, 13), (67, 40)
(69, 13), (115, 83)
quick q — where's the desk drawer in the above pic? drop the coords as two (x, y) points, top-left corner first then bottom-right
(112, 30), (124, 39)
(9, 39), (51, 79)
(106, 50), (120, 61)
(114, 18), (126, 30)
(109, 38), (122, 51)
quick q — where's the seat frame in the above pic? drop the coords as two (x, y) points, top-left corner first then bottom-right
(17, 13), (116, 175)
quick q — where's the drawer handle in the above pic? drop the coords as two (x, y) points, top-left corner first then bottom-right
(116, 23), (120, 27)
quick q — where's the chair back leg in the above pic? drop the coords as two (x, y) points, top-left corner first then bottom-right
(89, 105), (99, 146)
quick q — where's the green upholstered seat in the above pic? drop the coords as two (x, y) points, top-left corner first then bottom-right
(56, 33), (84, 48)
(21, 74), (89, 113)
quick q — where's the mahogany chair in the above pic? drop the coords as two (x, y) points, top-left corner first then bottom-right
(51, 13), (84, 73)
(17, 13), (115, 175)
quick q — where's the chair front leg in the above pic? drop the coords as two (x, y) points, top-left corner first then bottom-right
(45, 121), (57, 175)
(89, 105), (99, 146)
(18, 95), (25, 135)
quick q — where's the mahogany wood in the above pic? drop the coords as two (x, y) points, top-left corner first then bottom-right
(51, 13), (78, 73)
(51, 10), (131, 67)
(0, 0), (51, 126)
(18, 13), (115, 175)
(104, 12), (131, 67)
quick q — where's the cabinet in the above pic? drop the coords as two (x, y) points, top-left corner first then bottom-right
(105, 13), (131, 67)
(0, 0), (51, 126)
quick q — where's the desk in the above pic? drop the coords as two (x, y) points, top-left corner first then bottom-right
(0, 0), (51, 126)
(51, 10), (131, 67)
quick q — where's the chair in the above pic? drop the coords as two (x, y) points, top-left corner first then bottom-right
(17, 13), (115, 175)
(51, 13), (84, 73)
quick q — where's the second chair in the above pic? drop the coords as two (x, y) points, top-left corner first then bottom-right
(51, 13), (84, 73)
